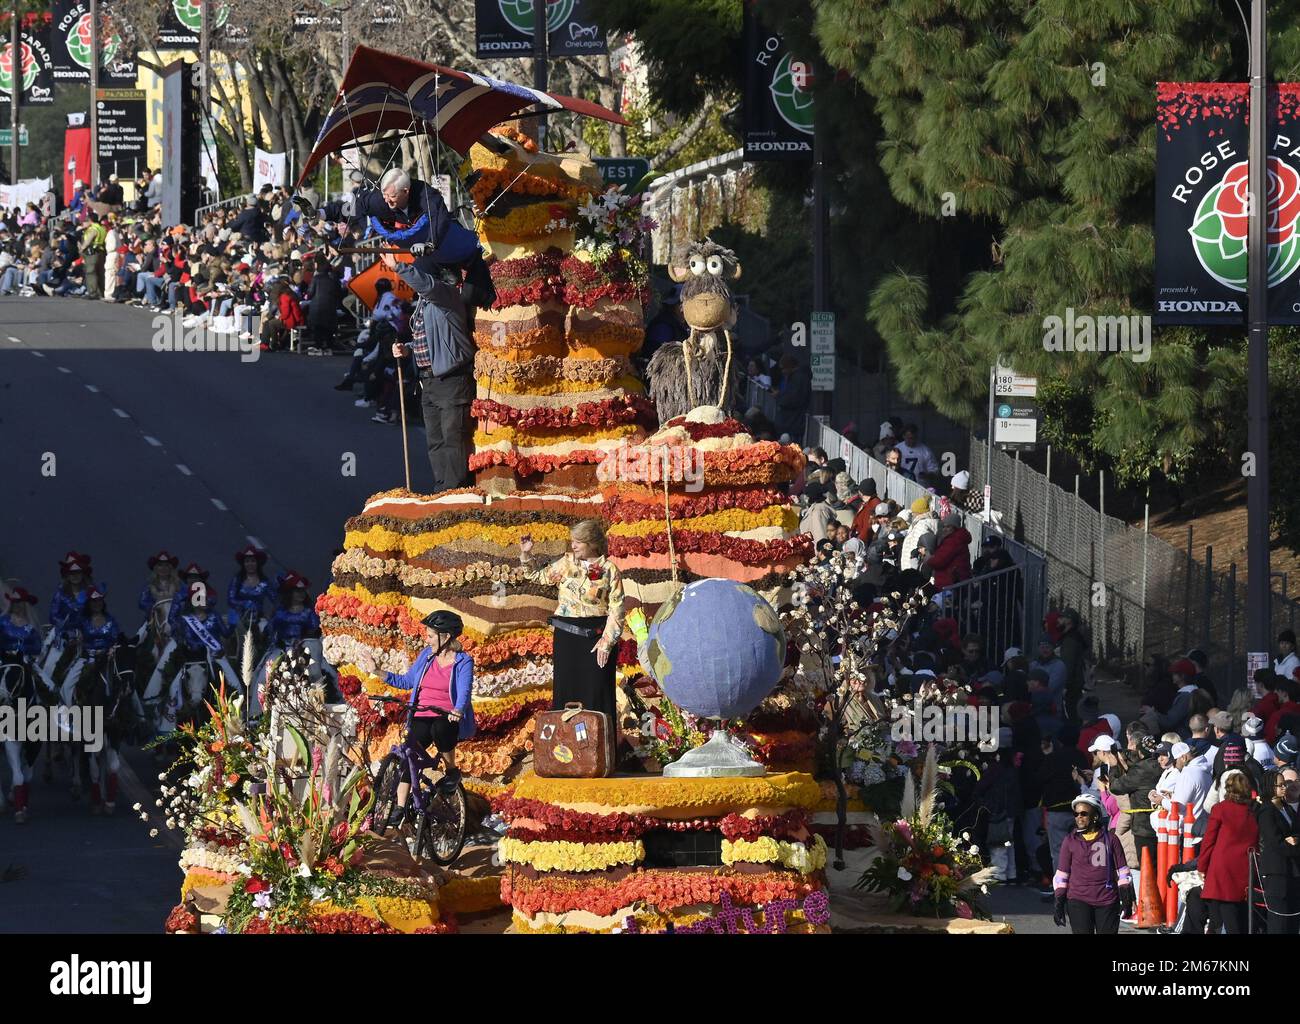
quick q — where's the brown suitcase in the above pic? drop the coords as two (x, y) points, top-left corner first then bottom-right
(533, 703), (614, 778)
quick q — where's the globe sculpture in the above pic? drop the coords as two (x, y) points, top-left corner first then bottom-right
(636, 578), (786, 777)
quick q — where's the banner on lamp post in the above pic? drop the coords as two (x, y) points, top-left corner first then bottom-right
(741, 1), (812, 161)
(1156, 82), (1300, 326)
(474, 0), (607, 59)
(51, 1), (137, 87)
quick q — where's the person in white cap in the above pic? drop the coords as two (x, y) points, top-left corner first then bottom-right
(872, 421), (899, 463)
(1242, 713), (1275, 764)
(1158, 741), (1213, 846)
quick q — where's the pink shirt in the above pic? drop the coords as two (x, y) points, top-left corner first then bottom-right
(415, 657), (453, 716)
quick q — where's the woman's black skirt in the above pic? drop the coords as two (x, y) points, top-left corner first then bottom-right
(551, 615), (616, 727)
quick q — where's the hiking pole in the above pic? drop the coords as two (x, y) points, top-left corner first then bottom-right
(396, 357), (412, 492)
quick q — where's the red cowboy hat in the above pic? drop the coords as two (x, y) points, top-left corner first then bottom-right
(179, 562), (210, 580)
(85, 586), (106, 602)
(279, 571), (310, 592)
(5, 587), (37, 605)
(234, 545), (268, 566)
(59, 550), (92, 576)
(148, 550), (180, 569)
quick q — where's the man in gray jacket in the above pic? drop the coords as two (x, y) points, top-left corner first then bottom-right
(382, 251), (475, 491)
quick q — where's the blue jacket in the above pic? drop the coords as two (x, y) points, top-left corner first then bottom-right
(383, 648), (476, 741)
(227, 575), (274, 619)
(269, 607), (321, 645)
(80, 615), (121, 653)
(0, 615), (41, 658)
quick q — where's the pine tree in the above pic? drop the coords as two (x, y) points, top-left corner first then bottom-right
(812, 0), (1300, 491)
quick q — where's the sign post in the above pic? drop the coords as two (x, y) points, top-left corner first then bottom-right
(594, 156), (649, 187)
(810, 311), (835, 408)
(95, 87), (145, 182)
(992, 367), (1040, 451)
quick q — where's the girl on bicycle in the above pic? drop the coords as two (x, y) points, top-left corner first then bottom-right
(355, 610), (474, 828)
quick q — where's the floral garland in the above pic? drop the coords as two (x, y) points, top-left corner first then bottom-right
(474, 351), (635, 392)
(493, 794), (709, 839)
(468, 448), (607, 476)
(481, 202), (577, 244)
(716, 809), (811, 842)
(607, 532), (813, 565)
(501, 868), (818, 918)
(342, 520), (571, 558)
(474, 694), (550, 735)
(331, 550), (552, 593)
(438, 875), (504, 916)
(474, 323), (566, 359)
(470, 167), (592, 211)
(662, 416), (750, 441)
(487, 125), (538, 152)
(721, 835), (829, 874)
(603, 487), (786, 522)
(509, 771), (824, 811)
(473, 661), (554, 698)
(180, 845), (246, 876)
(454, 715), (536, 777)
(499, 837), (646, 873)
(605, 506), (798, 539)
(559, 250), (650, 308)
(472, 395), (655, 432)
(180, 867), (235, 903)
(165, 904), (200, 933)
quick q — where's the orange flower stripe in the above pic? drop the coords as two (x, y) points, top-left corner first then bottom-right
(473, 421), (642, 449)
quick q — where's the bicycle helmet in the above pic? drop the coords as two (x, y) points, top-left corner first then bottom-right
(422, 610), (464, 637)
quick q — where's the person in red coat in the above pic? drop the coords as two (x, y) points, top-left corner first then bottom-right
(260, 279), (305, 352)
(1198, 770), (1261, 934)
(922, 513), (972, 589)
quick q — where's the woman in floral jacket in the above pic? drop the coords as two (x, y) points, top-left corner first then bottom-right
(520, 519), (625, 739)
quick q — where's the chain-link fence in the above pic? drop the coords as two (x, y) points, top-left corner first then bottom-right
(968, 438), (1300, 698)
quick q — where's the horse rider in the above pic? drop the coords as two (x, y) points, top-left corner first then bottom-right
(44, 551), (97, 688)
(0, 587), (46, 822)
(226, 544), (274, 629)
(138, 549), (182, 617)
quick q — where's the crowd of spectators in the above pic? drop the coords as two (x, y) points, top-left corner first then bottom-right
(0, 177), (372, 360)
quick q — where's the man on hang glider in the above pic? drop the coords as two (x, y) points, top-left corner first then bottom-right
(293, 167), (495, 310)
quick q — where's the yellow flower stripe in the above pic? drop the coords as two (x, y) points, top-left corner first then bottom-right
(472, 687), (551, 718)
(462, 777), (508, 801)
(472, 422), (641, 448)
(439, 875), (504, 916)
(342, 521), (571, 557)
(310, 894), (441, 933)
(180, 868), (234, 903)
(499, 837), (645, 873)
(510, 771), (823, 812)
(606, 506), (798, 538)
(721, 835), (828, 875)
(510, 908), (825, 935)
(478, 374), (645, 398)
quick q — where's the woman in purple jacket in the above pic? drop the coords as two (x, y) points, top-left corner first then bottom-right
(1053, 793), (1135, 934)
(355, 610), (474, 827)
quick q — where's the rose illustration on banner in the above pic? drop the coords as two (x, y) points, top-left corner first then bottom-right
(68, 13), (119, 70)
(173, 0), (231, 33)
(500, 0), (576, 36)
(0, 41), (37, 94)
(769, 53), (815, 135)
(1189, 157), (1300, 290)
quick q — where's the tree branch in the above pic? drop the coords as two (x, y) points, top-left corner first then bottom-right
(650, 95), (716, 169)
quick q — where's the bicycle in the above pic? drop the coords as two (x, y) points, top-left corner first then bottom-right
(367, 695), (468, 866)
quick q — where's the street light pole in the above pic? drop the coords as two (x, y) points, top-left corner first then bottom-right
(533, 0), (548, 150)
(89, 0), (99, 190)
(1246, 0), (1272, 668)
(8, 0), (18, 185)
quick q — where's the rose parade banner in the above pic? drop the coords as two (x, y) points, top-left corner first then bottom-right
(741, 1), (813, 161)
(1156, 82), (1300, 325)
(157, 0), (247, 49)
(51, 0), (137, 87)
(475, 0), (607, 58)
(0, 13), (57, 105)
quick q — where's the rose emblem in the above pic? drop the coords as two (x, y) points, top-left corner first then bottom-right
(1190, 157), (1300, 291)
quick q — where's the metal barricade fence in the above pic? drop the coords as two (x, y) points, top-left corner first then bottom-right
(193, 194), (254, 227)
(936, 565), (1029, 659)
(804, 419), (1047, 651)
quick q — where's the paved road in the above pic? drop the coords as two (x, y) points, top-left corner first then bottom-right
(0, 295), (427, 932)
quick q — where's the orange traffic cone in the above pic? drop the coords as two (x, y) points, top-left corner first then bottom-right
(1156, 807), (1168, 900)
(1137, 845), (1165, 928)
(1164, 801), (1183, 922)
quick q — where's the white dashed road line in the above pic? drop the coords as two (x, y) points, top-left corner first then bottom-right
(85, 384), (99, 393)
(176, 464), (192, 476)
(211, 498), (228, 512)
(143, 436), (162, 447)
(246, 536), (264, 549)
(30, 350), (43, 358)
(112, 408), (129, 418)
(57, 366), (71, 374)
(7, 335), (19, 343)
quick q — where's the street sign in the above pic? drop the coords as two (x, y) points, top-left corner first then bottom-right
(595, 156), (650, 187)
(95, 88), (146, 179)
(810, 311), (835, 392)
(0, 127), (28, 145)
(991, 367), (1038, 449)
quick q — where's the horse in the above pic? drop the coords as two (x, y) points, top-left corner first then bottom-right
(133, 597), (174, 694)
(0, 652), (56, 823)
(68, 643), (146, 814)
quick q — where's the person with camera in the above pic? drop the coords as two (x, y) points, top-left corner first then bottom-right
(1052, 793), (1135, 934)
